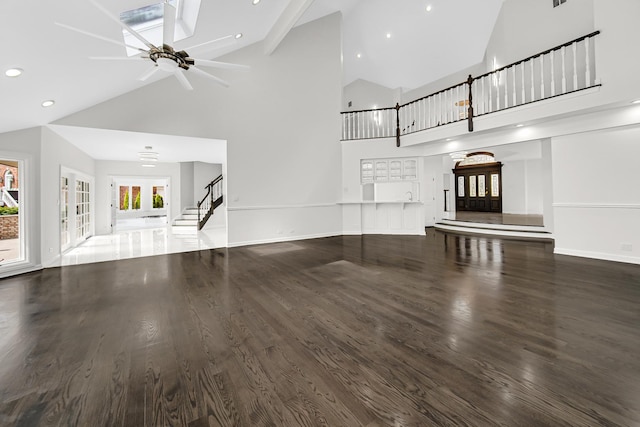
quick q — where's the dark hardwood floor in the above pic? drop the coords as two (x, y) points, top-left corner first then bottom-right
(1, 232), (639, 426)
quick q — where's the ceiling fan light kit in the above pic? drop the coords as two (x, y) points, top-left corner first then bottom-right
(56, 0), (248, 91)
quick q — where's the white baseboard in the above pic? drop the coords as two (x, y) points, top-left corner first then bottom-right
(554, 248), (640, 265)
(0, 262), (43, 279)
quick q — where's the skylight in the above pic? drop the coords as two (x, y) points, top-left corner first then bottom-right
(120, 0), (201, 56)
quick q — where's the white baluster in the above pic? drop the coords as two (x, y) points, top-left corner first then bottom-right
(488, 75), (492, 113)
(572, 42), (578, 90)
(550, 51), (556, 96)
(482, 77), (486, 114)
(585, 37), (591, 86)
(342, 114), (346, 139)
(521, 62), (525, 104)
(540, 55), (545, 99)
(561, 46), (567, 93)
(530, 60), (535, 101)
(512, 66), (517, 106)
(496, 71), (500, 111)
(504, 69), (509, 108)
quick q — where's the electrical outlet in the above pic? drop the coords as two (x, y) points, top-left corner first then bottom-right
(621, 243), (633, 252)
(49, 247), (54, 253)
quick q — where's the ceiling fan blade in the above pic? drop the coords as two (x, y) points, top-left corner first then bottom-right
(183, 35), (235, 53)
(163, 2), (177, 46)
(88, 0), (157, 50)
(189, 66), (229, 88)
(174, 69), (193, 90)
(89, 56), (148, 61)
(55, 22), (148, 53)
(138, 65), (161, 81)
(193, 59), (249, 71)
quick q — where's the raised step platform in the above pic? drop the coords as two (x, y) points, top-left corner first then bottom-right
(435, 219), (554, 241)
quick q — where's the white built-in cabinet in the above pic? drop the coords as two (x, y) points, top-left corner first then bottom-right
(343, 157), (423, 235)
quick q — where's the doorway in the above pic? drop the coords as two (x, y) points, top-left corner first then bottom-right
(0, 159), (23, 267)
(454, 153), (502, 213)
(60, 168), (94, 253)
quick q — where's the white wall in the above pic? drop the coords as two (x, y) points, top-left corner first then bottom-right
(485, 0), (595, 69)
(180, 162), (194, 211)
(193, 161), (221, 204)
(94, 161), (180, 236)
(402, 62), (486, 104)
(0, 127), (42, 276)
(55, 13), (344, 247)
(552, 125), (640, 264)
(40, 127), (96, 267)
(342, 79), (400, 111)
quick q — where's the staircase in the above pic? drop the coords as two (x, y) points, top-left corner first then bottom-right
(435, 219), (553, 240)
(172, 175), (223, 234)
(171, 207), (203, 234)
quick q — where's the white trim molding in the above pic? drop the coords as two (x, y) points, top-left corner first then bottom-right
(227, 203), (337, 211)
(553, 203), (640, 209)
(554, 248), (640, 265)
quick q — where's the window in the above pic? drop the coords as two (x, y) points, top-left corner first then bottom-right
(132, 186), (141, 210)
(152, 186), (165, 209)
(553, 0), (567, 7)
(119, 186), (130, 210)
(120, 0), (202, 56)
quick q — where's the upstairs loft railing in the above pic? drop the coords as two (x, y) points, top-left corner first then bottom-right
(341, 31), (601, 144)
(197, 174), (223, 230)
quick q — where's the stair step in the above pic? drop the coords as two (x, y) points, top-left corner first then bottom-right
(434, 221), (553, 240)
(174, 219), (197, 226)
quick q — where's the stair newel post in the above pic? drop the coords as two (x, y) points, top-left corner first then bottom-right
(395, 103), (401, 147)
(467, 74), (474, 133)
(197, 197), (202, 230)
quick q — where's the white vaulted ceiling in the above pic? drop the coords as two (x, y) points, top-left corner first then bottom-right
(0, 0), (503, 139)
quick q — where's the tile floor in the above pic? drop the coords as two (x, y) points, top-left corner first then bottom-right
(60, 226), (227, 266)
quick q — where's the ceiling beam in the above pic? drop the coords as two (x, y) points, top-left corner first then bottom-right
(263, 0), (315, 55)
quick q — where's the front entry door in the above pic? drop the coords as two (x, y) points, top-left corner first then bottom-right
(454, 164), (502, 212)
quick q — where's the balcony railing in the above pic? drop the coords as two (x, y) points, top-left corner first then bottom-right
(341, 31), (601, 144)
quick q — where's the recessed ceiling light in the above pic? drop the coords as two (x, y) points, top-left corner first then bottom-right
(5, 68), (23, 77)
(386, 33), (392, 39)
(516, 124), (525, 127)
(141, 164), (156, 168)
(235, 33), (243, 39)
(632, 100), (640, 104)
(41, 100), (55, 107)
(426, 4), (433, 12)
(356, 53), (362, 59)
(252, 0), (260, 4)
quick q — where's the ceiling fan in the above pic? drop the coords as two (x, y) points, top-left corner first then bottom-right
(55, 0), (249, 90)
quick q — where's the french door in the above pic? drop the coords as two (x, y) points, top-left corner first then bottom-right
(454, 164), (503, 212)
